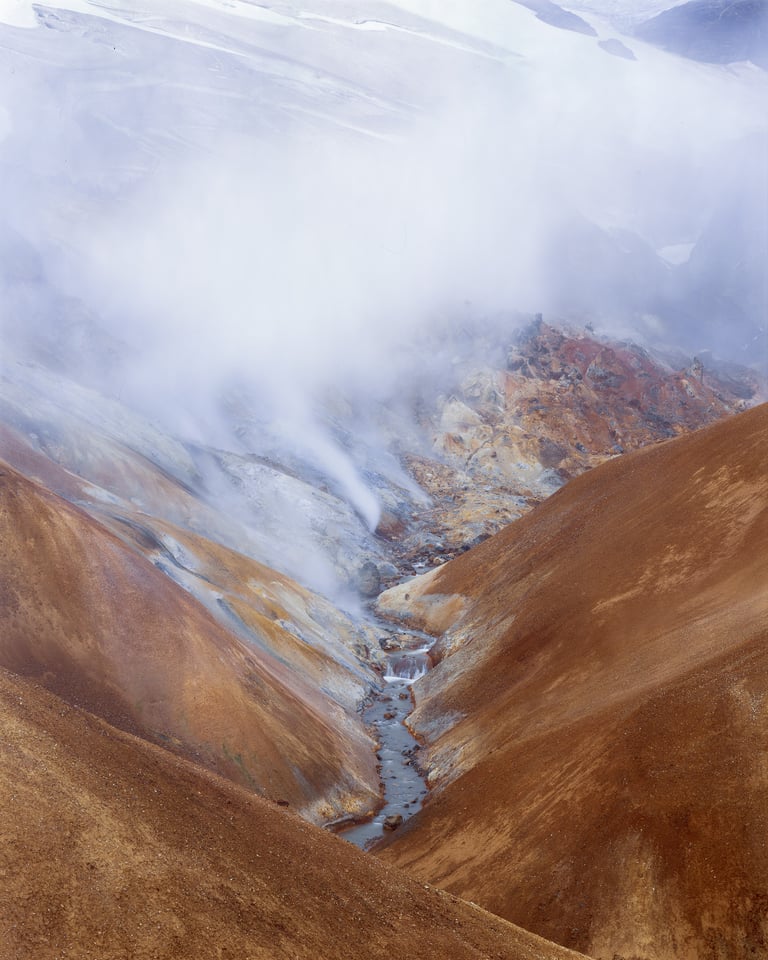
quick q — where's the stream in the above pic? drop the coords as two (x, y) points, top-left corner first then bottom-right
(339, 632), (434, 851)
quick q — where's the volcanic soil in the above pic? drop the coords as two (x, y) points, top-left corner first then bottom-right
(0, 460), (379, 822)
(378, 403), (768, 960)
(0, 665), (587, 960)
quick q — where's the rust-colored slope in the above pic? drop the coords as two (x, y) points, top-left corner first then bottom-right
(102, 511), (380, 705)
(400, 321), (759, 561)
(0, 667), (587, 960)
(379, 404), (768, 959)
(0, 461), (377, 822)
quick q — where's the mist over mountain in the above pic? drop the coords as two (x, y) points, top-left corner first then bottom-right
(1, 4), (767, 958)
(634, 0), (768, 68)
(1, 2), (765, 592)
(2, 0), (765, 383)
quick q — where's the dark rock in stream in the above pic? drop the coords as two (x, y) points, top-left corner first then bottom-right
(379, 635), (403, 652)
(383, 814), (404, 832)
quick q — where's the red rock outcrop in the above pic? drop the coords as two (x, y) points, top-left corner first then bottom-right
(388, 319), (766, 563)
(378, 404), (768, 959)
(398, 321), (761, 565)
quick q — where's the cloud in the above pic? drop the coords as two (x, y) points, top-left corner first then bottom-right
(0, 0), (766, 589)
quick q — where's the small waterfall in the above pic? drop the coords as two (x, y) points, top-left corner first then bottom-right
(384, 650), (431, 682)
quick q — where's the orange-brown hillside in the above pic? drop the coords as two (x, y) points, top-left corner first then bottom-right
(0, 666), (587, 960)
(398, 320), (760, 561)
(0, 461), (378, 822)
(378, 404), (768, 960)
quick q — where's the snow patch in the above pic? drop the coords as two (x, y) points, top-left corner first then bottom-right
(658, 241), (696, 266)
(0, 0), (37, 28)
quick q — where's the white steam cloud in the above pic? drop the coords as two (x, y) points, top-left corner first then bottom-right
(1, 0), (766, 589)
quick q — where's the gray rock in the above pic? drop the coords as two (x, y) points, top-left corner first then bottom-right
(378, 635), (404, 652)
(357, 561), (381, 597)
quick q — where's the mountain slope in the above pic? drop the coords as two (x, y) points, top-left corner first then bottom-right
(377, 404), (768, 959)
(634, 0), (768, 68)
(0, 460), (380, 823)
(0, 665), (587, 960)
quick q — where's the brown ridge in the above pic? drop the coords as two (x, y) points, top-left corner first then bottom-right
(0, 666), (587, 960)
(379, 403), (768, 959)
(0, 460), (377, 821)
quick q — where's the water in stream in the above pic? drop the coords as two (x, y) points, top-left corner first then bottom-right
(340, 638), (432, 850)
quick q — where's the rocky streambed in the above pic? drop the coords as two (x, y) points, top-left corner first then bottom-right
(336, 630), (434, 850)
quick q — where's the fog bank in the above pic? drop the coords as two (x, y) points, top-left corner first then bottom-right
(0, 0), (766, 590)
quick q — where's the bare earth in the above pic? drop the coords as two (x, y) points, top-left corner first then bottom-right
(0, 461), (379, 822)
(0, 666), (586, 960)
(378, 404), (768, 960)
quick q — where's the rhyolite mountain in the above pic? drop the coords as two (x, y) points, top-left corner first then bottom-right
(0, 663), (590, 960)
(377, 403), (768, 959)
(0, 1), (766, 958)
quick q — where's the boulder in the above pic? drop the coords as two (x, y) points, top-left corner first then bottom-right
(378, 635), (404, 652)
(357, 561), (381, 597)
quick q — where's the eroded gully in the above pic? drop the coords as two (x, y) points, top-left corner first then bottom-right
(336, 628), (435, 851)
